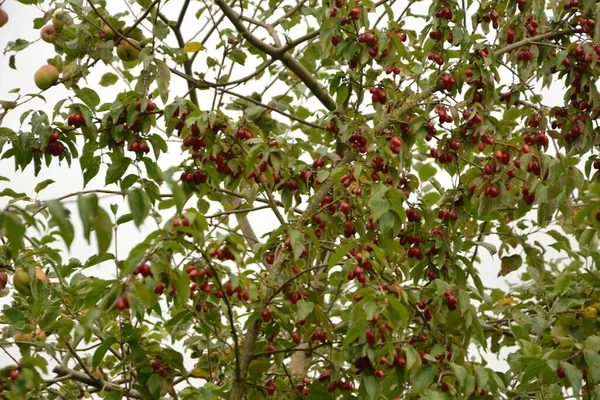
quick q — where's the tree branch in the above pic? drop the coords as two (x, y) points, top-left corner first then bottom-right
(206, 205), (272, 219)
(280, 29), (320, 52)
(65, 341), (101, 385)
(493, 29), (582, 57)
(52, 365), (143, 399)
(176, 0), (191, 29)
(213, 0), (337, 112)
(217, 188), (304, 214)
(195, 246), (242, 381)
(219, 88), (324, 130)
(270, 0), (308, 28)
(157, 10), (199, 106)
(231, 196), (261, 246)
(196, 59), (276, 89)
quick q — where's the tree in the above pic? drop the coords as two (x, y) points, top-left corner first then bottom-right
(0, 0), (599, 398)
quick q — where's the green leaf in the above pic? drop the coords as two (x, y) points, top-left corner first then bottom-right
(450, 363), (467, 387)
(344, 317), (367, 345)
(46, 200), (75, 248)
(561, 361), (583, 396)
(2, 212), (25, 253)
(116, 214), (134, 225)
(92, 337), (117, 369)
(405, 345), (421, 371)
(584, 350), (600, 384)
(94, 207), (113, 256)
(328, 241), (354, 269)
(99, 73), (119, 87)
(105, 157), (132, 185)
(0, 188), (28, 199)
(175, 271), (190, 305)
(127, 188), (151, 227)
(76, 88), (101, 109)
(361, 372), (381, 399)
(554, 272), (571, 294)
(104, 392), (123, 400)
(499, 255), (522, 277)
(228, 50), (247, 65)
(146, 373), (162, 398)
(288, 228), (304, 260)
(478, 194), (500, 217)
(473, 241), (496, 256)
(368, 194), (390, 222)
(83, 156), (101, 187)
(34, 179), (54, 193)
(168, 176), (185, 214)
(155, 59), (171, 104)
(336, 84), (349, 105)
(0, 127), (18, 140)
(78, 194), (99, 242)
(411, 365), (437, 395)
(31, 278), (48, 300)
(152, 22), (169, 40)
(426, 390), (452, 400)
(296, 300), (314, 322)
(417, 163), (437, 182)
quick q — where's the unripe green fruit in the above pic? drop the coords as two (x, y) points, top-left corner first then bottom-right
(13, 268), (47, 295)
(13, 269), (31, 295)
(34, 65), (59, 90)
(52, 10), (73, 32)
(116, 40), (140, 62)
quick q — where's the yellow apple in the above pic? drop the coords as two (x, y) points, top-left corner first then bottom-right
(13, 267), (47, 295)
(34, 65), (59, 90)
(102, 24), (115, 37)
(52, 10), (73, 32)
(14, 333), (31, 343)
(33, 328), (47, 342)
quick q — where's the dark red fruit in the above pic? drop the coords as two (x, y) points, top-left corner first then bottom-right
(67, 113), (85, 128)
(154, 282), (165, 294)
(115, 296), (129, 310)
(366, 329), (376, 345)
(261, 308), (271, 323)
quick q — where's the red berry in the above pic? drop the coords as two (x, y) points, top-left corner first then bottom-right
(115, 296), (129, 310)
(328, 381), (338, 392)
(424, 309), (433, 320)
(67, 113), (85, 128)
(366, 329), (377, 345)
(9, 369), (19, 381)
(261, 308), (271, 323)
(154, 282), (165, 294)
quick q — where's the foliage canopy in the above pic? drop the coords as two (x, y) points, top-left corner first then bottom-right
(1, 0), (600, 399)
